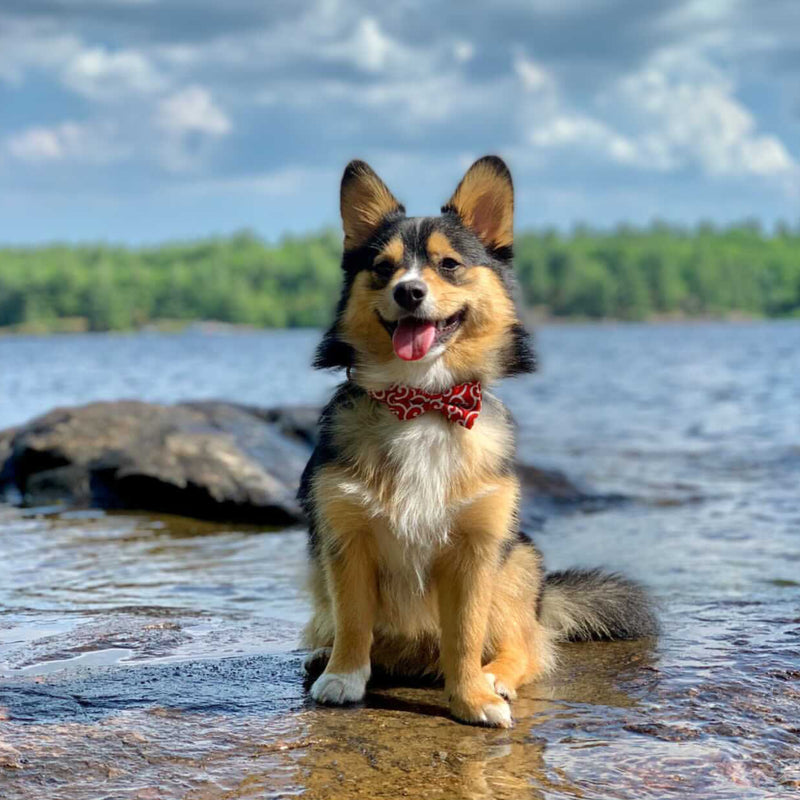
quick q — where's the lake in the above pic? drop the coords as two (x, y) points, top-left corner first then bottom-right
(1, 322), (799, 799)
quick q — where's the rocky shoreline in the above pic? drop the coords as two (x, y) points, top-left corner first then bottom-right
(0, 400), (594, 524)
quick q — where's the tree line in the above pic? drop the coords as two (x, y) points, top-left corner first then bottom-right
(1, 222), (798, 332)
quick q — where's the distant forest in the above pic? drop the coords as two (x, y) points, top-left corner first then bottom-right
(1, 222), (799, 332)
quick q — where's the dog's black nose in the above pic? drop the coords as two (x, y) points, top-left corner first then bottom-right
(393, 280), (427, 311)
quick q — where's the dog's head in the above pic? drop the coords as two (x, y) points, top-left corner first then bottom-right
(315, 156), (535, 389)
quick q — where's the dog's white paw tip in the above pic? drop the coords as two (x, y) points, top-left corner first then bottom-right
(451, 694), (514, 728)
(481, 700), (514, 728)
(310, 668), (368, 705)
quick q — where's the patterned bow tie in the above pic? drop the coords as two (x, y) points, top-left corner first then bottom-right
(369, 381), (482, 429)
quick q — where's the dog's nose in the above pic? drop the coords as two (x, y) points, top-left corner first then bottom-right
(393, 280), (427, 311)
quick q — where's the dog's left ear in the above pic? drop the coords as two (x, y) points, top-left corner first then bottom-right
(443, 156), (513, 254)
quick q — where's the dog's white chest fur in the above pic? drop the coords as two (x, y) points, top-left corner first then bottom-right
(377, 414), (461, 595)
(340, 412), (463, 590)
(382, 413), (460, 547)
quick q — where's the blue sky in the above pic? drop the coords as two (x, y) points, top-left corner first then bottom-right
(1, 0), (798, 244)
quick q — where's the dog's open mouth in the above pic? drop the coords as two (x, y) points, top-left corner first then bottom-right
(379, 309), (466, 361)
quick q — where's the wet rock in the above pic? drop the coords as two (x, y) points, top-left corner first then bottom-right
(1, 653), (306, 722)
(0, 741), (23, 770)
(0, 426), (17, 495)
(517, 463), (588, 502)
(517, 463), (628, 510)
(261, 405), (322, 448)
(0, 401), (309, 525)
(623, 721), (702, 742)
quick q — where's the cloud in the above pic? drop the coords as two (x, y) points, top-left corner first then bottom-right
(157, 86), (231, 136)
(6, 120), (128, 164)
(62, 45), (166, 99)
(612, 49), (797, 177)
(453, 41), (474, 64)
(155, 86), (232, 172)
(0, 18), (83, 85)
(331, 17), (409, 73)
(518, 44), (796, 183)
(514, 55), (555, 94)
(516, 54), (641, 167)
(528, 114), (640, 165)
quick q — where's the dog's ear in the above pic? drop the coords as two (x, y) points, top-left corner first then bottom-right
(442, 156), (513, 254)
(340, 160), (403, 251)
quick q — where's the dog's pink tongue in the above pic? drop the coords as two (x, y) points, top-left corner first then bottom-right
(392, 318), (437, 361)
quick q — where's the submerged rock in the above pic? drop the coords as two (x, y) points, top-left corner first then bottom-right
(0, 399), (594, 524)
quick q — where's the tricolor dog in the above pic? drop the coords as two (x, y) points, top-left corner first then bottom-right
(299, 156), (656, 727)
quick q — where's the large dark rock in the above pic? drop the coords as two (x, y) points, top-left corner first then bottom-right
(0, 401), (312, 525)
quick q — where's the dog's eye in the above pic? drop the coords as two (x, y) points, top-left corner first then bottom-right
(441, 257), (462, 271)
(372, 258), (396, 275)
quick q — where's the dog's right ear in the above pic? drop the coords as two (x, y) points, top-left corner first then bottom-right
(340, 160), (404, 251)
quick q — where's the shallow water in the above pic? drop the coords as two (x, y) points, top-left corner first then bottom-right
(1, 323), (799, 798)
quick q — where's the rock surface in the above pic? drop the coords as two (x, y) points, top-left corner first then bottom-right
(0, 400), (593, 524)
(0, 401), (311, 525)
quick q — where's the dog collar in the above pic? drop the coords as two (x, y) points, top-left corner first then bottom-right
(368, 381), (482, 429)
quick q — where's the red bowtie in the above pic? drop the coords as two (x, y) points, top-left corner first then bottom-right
(369, 381), (482, 429)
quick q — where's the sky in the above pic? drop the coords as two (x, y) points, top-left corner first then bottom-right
(1, 0), (798, 244)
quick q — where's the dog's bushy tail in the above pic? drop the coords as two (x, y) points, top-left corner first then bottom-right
(538, 568), (658, 642)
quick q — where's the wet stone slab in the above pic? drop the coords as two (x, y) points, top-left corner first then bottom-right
(0, 644), (644, 800)
(2, 632), (799, 800)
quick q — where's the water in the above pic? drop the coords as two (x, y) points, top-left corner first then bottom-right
(1, 323), (799, 799)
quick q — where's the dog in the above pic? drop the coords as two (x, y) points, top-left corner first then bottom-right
(298, 156), (656, 727)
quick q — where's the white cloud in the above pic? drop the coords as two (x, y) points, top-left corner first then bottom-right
(519, 44), (797, 183)
(528, 114), (640, 164)
(516, 53), (640, 166)
(62, 46), (166, 100)
(155, 86), (232, 172)
(0, 19), (168, 101)
(257, 70), (506, 130)
(0, 19), (83, 85)
(157, 86), (231, 136)
(662, 0), (740, 27)
(319, 16), (439, 77)
(6, 121), (128, 164)
(7, 128), (63, 161)
(514, 55), (555, 93)
(613, 50), (797, 177)
(453, 41), (475, 64)
(345, 18), (399, 72)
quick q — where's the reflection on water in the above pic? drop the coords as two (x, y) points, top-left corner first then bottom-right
(1, 322), (799, 798)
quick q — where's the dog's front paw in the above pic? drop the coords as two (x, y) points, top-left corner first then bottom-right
(449, 688), (513, 728)
(310, 666), (369, 705)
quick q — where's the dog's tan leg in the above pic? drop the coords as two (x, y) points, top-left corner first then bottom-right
(309, 487), (377, 705)
(435, 478), (519, 728)
(482, 546), (555, 700)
